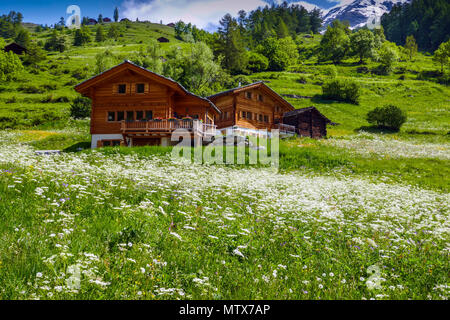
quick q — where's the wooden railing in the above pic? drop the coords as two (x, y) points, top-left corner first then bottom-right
(121, 120), (217, 136)
(275, 123), (297, 135)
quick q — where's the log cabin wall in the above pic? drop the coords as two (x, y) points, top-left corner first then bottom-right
(91, 72), (174, 135)
(211, 85), (293, 131)
(283, 108), (329, 138)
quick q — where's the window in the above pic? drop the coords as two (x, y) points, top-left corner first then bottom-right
(246, 92), (252, 99)
(145, 110), (153, 120)
(247, 112), (252, 120)
(264, 115), (269, 123)
(192, 115), (199, 120)
(112, 140), (121, 147)
(102, 140), (120, 147)
(225, 112), (229, 120)
(117, 111), (125, 121)
(242, 111), (246, 118)
(136, 111), (144, 121)
(258, 94), (264, 102)
(259, 114), (263, 122)
(107, 112), (116, 122)
(118, 84), (126, 94)
(136, 83), (145, 93)
(126, 111), (134, 121)
(103, 141), (111, 147)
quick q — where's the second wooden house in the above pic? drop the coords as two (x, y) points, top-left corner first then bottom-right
(207, 82), (297, 137)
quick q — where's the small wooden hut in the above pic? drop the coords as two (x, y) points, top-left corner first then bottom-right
(282, 107), (332, 138)
(157, 37), (170, 43)
(3, 42), (27, 55)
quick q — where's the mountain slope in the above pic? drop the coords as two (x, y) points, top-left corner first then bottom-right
(323, 0), (411, 29)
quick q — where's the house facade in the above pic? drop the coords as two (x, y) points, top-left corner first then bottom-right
(207, 82), (297, 137)
(75, 61), (220, 148)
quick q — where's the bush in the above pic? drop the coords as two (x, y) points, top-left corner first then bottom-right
(297, 75), (308, 84)
(322, 79), (361, 104)
(323, 65), (338, 78)
(70, 97), (91, 119)
(367, 105), (407, 131)
(247, 52), (269, 73)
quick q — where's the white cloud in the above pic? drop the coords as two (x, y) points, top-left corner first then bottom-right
(121, 0), (269, 29)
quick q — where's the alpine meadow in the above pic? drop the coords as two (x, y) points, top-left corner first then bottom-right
(0, 0), (449, 301)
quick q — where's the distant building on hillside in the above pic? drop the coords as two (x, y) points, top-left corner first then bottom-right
(120, 18), (131, 22)
(3, 42), (27, 55)
(87, 18), (97, 25)
(103, 17), (112, 23)
(157, 37), (170, 43)
(166, 23), (175, 28)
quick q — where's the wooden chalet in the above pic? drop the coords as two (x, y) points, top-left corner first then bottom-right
(3, 42), (27, 55)
(166, 23), (176, 28)
(75, 60), (220, 148)
(283, 107), (332, 138)
(207, 82), (297, 137)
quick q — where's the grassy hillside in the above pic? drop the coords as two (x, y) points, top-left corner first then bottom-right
(1, 27), (448, 140)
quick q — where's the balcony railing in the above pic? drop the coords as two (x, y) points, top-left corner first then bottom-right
(275, 123), (297, 135)
(121, 120), (217, 136)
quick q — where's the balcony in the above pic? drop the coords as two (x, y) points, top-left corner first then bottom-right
(275, 123), (297, 136)
(121, 120), (217, 137)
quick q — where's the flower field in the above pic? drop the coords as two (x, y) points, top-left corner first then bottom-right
(0, 132), (449, 300)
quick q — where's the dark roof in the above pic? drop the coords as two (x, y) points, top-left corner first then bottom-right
(3, 42), (27, 54)
(75, 60), (221, 114)
(207, 82), (295, 111)
(157, 37), (169, 42)
(283, 107), (332, 123)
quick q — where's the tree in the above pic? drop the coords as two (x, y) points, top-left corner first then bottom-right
(95, 25), (105, 42)
(350, 29), (376, 64)
(433, 40), (450, 73)
(276, 18), (289, 39)
(217, 14), (248, 74)
(108, 24), (120, 41)
(247, 52), (269, 72)
(309, 8), (323, 34)
(14, 29), (31, 48)
(98, 14), (103, 24)
(319, 20), (350, 64)
(129, 40), (164, 74)
(94, 49), (119, 74)
(404, 35), (418, 61)
(0, 50), (24, 81)
(22, 42), (47, 66)
(74, 26), (92, 46)
(322, 79), (361, 104)
(258, 36), (298, 71)
(367, 105), (407, 131)
(377, 41), (399, 74)
(163, 42), (222, 96)
(70, 96), (91, 119)
(45, 30), (68, 52)
(114, 7), (119, 22)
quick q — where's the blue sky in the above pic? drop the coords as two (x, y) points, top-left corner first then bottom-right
(0, 0), (343, 28)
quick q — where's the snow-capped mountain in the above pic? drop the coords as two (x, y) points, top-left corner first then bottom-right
(322, 0), (411, 29)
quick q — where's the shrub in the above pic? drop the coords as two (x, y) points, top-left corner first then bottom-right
(366, 105), (407, 131)
(247, 52), (269, 73)
(70, 97), (91, 119)
(322, 79), (361, 104)
(297, 75), (308, 84)
(323, 65), (338, 78)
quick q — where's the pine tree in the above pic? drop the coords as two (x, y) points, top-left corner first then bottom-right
(276, 18), (289, 39)
(98, 14), (103, 24)
(114, 7), (119, 22)
(217, 14), (248, 74)
(404, 35), (418, 61)
(96, 25), (105, 42)
(14, 29), (30, 48)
